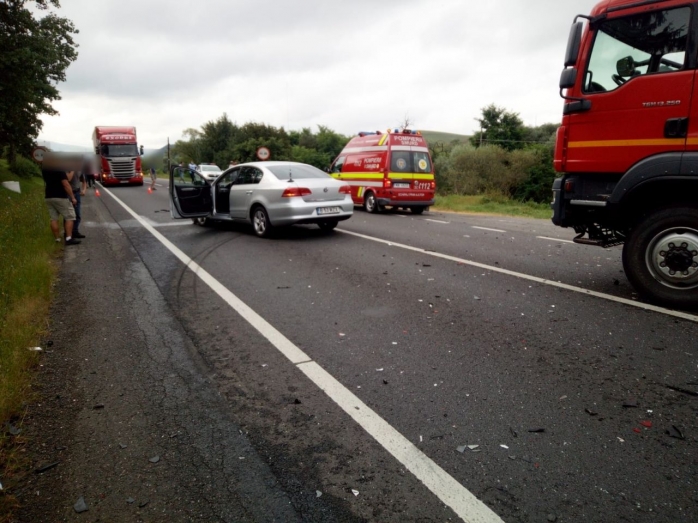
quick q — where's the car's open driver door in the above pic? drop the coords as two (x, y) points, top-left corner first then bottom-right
(169, 165), (213, 219)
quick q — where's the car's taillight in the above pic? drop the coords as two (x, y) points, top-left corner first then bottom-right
(430, 181), (436, 190)
(384, 179), (392, 188)
(282, 187), (311, 197)
(339, 185), (351, 194)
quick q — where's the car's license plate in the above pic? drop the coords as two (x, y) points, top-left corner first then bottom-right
(317, 206), (341, 215)
(120, 180), (129, 184)
(394, 182), (410, 188)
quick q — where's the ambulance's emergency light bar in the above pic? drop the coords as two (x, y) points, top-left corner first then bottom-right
(357, 129), (422, 137)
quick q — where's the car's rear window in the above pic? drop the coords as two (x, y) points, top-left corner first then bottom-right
(199, 165), (220, 172)
(267, 164), (330, 180)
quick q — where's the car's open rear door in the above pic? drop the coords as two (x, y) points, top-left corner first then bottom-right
(169, 165), (212, 219)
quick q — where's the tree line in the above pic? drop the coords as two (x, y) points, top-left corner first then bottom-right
(431, 104), (558, 203)
(169, 114), (350, 171)
(0, 0), (78, 168)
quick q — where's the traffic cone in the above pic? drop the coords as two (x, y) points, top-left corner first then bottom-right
(148, 187), (152, 194)
(95, 188), (100, 197)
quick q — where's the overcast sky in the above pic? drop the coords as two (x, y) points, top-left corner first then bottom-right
(37, 0), (600, 149)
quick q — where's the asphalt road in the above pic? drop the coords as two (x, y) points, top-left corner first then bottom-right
(24, 180), (698, 523)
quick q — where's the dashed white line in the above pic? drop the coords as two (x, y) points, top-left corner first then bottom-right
(425, 219), (450, 224)
(98, 184), (504, 523)
(337, 229), (698, 324)
(472, 226), (506, 233)
(536, 236), (575, 244)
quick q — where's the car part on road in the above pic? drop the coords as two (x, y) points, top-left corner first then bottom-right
(318, 220), (339, 231)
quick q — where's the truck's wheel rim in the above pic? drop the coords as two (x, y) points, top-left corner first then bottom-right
(646, 227), (698, 289)
(365, 194), (375, 212)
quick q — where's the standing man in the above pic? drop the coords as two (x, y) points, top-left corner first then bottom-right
(42, 153), (81, 245)
(67, 165), (87, 239)
(149, 166), (157, 190)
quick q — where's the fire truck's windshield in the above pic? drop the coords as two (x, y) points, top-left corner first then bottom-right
(100, 144), (139, 157)
(584, 7), (690, 94)
(390, 151), (432, 173)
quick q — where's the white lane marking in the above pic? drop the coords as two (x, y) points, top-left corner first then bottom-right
(425, 219), (450, 224)
(472, 226), (506, 233)
(142, 216), (191, 227)
(337, 229), (698, 324)
(98, 184), (503, 523)
(537, 236), (575, 244)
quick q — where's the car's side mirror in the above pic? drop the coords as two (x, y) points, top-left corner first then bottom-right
(139, 145), (145, 156)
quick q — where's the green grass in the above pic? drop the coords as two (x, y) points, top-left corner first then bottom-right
(0, 160), (60, 514)
(419, 130), (470, 145)
(433, 193), (552, 219)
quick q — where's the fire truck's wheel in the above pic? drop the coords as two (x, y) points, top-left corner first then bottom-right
(251, 205), (273, 238)
(622, 206), (698, 309)
(192, 217), (209, 227)
(317, 220), (338, 231)
(364, 192), (382, 213)
(411, 206), (426, 215)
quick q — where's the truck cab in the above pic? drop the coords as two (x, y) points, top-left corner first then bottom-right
(93, 126), (145, 186)
(553, 0), (698, 308)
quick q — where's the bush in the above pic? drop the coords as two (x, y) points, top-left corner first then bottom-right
(9, 155), (41, 179)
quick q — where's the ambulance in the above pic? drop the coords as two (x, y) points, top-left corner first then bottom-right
(328, 130), (436, 214)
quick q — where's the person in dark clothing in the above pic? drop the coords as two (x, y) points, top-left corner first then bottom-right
(42, 153), (81, 245)
(84, 157), (96, 188)
(67, 167), (86, 238)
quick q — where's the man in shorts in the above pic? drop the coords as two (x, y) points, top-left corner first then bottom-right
(150, 166), (157, 190)
(42, 153), (81, 245)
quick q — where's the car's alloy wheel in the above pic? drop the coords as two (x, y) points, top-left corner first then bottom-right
(252, 206), (272, 238)
(364, 192), (381, 213)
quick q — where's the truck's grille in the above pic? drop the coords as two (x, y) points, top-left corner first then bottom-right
(108, 158), (136, 179)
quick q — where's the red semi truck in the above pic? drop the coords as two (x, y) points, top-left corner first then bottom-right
(92, 126), (144, 186)
(553, 0), (698, 308)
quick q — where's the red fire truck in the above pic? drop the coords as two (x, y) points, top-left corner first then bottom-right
(92, 126), (144, 186)
(553, 0), (698, 307)
(329, 130), (436, 214)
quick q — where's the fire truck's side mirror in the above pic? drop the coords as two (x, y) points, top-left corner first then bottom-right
(560, 68), (577, 89)
(95, 146), (99, 154)
(564, 21), (584, 67)
(139, 145), (144, 156)
(616, 56), (636, 77)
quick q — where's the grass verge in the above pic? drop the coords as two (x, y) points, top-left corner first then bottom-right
(432, 193), (552, 219)
(0, 160), (59, 517)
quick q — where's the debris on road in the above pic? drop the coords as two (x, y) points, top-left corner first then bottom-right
(665, 384), (698, 397)
(500, 444), (509, 450)
(35, 462), (59, 474)
(149, 455), (160, 463)
(376, 368), (384, 372)
(640, 420), (653, 428)
(351, 489), (359, 497)
(623, 399), (639, 408)
(316, 490), (322, 498)
(666, 425), (685, 440)
(633, 428), (642, 434)
(510, 427), (518, 438)
(528, 428), (545, 433)
(585, 408), (598, 416)
(547, 514), (558, 522)
(126, 497), (135, 504)
(468, 445), (480, 451)
(119, 443), (127, 449)
(457, 445), (467, 453)
(617, 437), (625, 443)
(93, 404), (105, 410)
(28, 347), (43, 352)
(6, 423), (21, 436)
(74, 497), (88, 513)
(139, 499), (150, 508)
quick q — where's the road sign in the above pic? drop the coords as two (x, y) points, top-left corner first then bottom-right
(32, 147), (47, 163)
(256, 147), (271, 161)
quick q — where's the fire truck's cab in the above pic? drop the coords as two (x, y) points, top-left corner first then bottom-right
(553, 0), (698, 308)
(329, 130), (436, 214)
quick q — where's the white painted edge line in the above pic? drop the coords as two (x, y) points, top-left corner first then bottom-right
(472, 226), (506, 233)
(536, 236), (575, 244)
(425, 219), (450, 224)
(98, 184), (503, 523)
(337, 229), (698, 324)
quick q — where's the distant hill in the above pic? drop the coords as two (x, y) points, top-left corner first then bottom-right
(419, 130), (470, 145)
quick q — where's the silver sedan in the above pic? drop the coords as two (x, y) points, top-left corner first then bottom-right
(169, 161), (354, 237)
